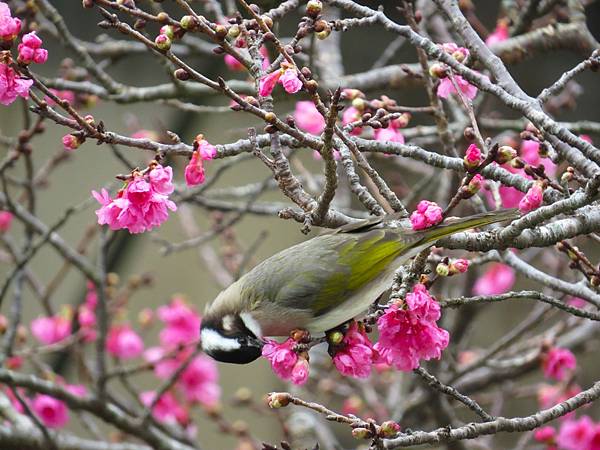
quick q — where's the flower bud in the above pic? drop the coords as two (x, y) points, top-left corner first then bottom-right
(84, 114), (95, 127)
(305, 79), (318, 93)
(452, 49), (467, 62)
(561, 171), (573, 183)
(234, 387), (252, 403)
(0, 315), (7, 334)
(215, 25), (227, 39)
(436, 263), (450, 277)
(351, 97), (366, 112)
(62, 134), (82, 151)
(138, 308), (154, 327)
(180, 15), (199, 31)
(450, 258), (470, 274)
(352, 427), (373, 440)
(155, 34), (172, 50)
(156, 12), (169, 23)
(327, 330), (344, 345)
(227, 24), (240, 38)
(379, 421), (401, 438)
(466, 174), (484, 195)
(82, 0), (94, 7)
(463, 143), (482, 170)
(267, 392), (290, 408)
(306, 0), (323, 18)
(428, 62), (447, 79)
(174, 68), (190, 80)
(496, 145), (517, 164)
(591, 275), (600, 287)
(264, 112), (276, 123)
(160, 25), (175, 39)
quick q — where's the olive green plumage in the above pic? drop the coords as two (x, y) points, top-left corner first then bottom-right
(204, 209), (518, 337)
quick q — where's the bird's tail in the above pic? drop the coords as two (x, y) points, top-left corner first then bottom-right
(416, 208), (519, 245)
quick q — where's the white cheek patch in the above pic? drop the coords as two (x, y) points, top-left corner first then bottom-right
(240, 312), (263, 339)
(201, 328), (241, 353)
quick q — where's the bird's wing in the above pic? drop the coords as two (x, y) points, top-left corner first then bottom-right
(243, 229), (416, 320)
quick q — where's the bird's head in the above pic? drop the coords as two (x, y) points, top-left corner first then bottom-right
(200, 312), (264, 364)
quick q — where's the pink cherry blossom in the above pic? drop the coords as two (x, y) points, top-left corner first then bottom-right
(451, 258), (470, 274)
(519, 182), (544, 213)
(0, 3), (21, 42)
(473, 263), (515, 296)
(557, 416), (595, 450)
(149, 164), (175, 195)
(4, 387), (24, 413)
(464, 143), (482, 168)
(280, 69), (302, 94)
(410, 200), (443, 230)
(437, 75), (478, 101)
(294, 101), (325, 135)
(0, 210), (12, 232)
(534, 426), (556, 444)
(258, 70), (282, 97)
(542, 347), (576, 381)
(17, 31), (48, 64)
(224, 53), (244, 71)
(92, 164), (176, 234)
(0, 63), (33, 105)
(140, 391), (189, 426)
(62, 134), (81, 151)
(158, 297), (201, 348)
(520, 140), (556, 177)
(31, 315), (71, 345)
(144, 346), (182, 379)
(374, 284), (449, 371)
(178, 355), (220, 406)
(567, 296), (586, 308)
(46, 89), (76, 106)
(32, 394), (69, 428)
(197, 139), (217, 160)
(374, 126), (405, 144)
(441, 43), (469, 61)
(332, 322), (376, 378)
(342, 106), (362, 135)
(185, 151), (205, 186)
(485, 22), (509, 46)
(106, 325), (144, 360)
(290, 358), (309, 385)
(262, 338), (302, 381)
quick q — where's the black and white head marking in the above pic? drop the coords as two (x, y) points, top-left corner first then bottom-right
(201, 313), (263, 364)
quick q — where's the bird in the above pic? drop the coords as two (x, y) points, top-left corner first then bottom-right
(200, 209), (518, 364)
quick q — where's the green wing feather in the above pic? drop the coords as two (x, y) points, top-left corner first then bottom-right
(240, 209), (518, 320)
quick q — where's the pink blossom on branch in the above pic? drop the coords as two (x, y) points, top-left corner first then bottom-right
(140, 391), (189, 427)
(178, 355), (221, 406)
(17, 31), (48, 64)
(258, 70), (282, 97)
(542, 347), (577, 381)
(519, 182), (544, 214)
(472, 263), (515, 296)
(31, 314), (71, 345)
(92, 164), (176, 234)
(106, 324), (144, 360)
(332, 321), (377, 378)
(158, 297), (201, 349)
(437, 75), (478, 101)
(31, 394), (69, 428)
(262, 338), (310, 385)
(557, 416), (597, 450)
(0, 64), (33, 105)
(374, 284), (449, 371)
(294, 101), (325, 135)
(280, 69), (302, 93)
(0, 2), (21, 42)
(185, 151), (205, 186)
(0, 210), (12, 232)
(485, 21), (509, 46)
(410, 200), (443, 230)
